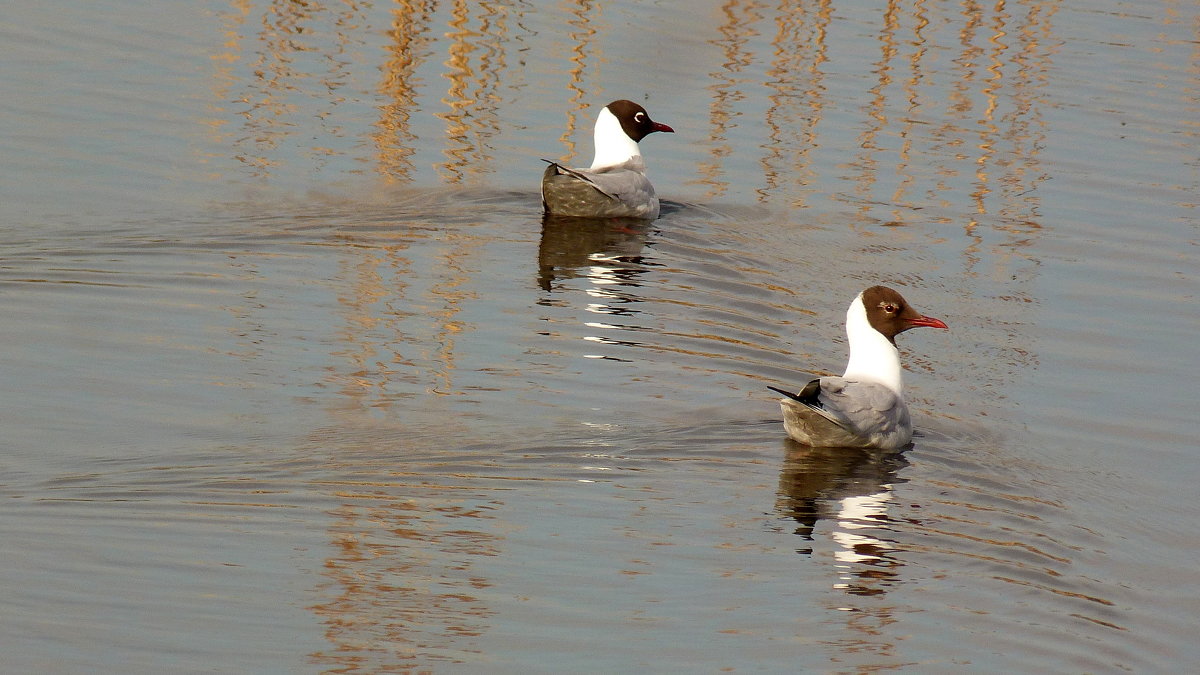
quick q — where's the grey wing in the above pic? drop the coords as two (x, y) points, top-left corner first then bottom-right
(773, 379), (871, 448)
(542, 161), (619, 199)
(541, 158), (658, 218)
(817, 378), (909, 440)
(542, 162), (642, 218)
(585, 162), (656, 206)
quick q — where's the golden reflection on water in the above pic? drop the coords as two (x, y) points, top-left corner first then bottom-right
(203, 0), (1060, 239)
(888, 0), (927, 219)
(310, 227), (494, 664)
(309, 491), (501, 671)
(326, 229), (484, 408)
(694, 0), (765, 199)
(199, 0), (1098, 666)
(954, 1), (1056, 226)
(434, 0), (511, 182)
(847, 0), (901, 218)
(327, 241), (416, 407)
(425, 232), (484, 395)
(554, 0), (602, 165)
(944, 0), (1057, 310)
(759, 0), (832, 204)
(375, 0), (435, 182)
(837, 0), (1058, 230)
(203, 0), (249, 174)
(675, 0), (1059, 231)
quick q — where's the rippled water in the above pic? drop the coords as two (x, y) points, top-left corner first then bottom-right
(2, 0), (1198, 672)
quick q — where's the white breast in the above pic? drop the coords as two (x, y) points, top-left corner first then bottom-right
(840, 293), (904, 394)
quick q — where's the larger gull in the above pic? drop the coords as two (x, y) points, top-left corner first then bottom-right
(769, 286), (948, 450)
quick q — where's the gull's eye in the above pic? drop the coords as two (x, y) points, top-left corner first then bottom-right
(634, 112), (646, 122)
(883, 303), (897, 314)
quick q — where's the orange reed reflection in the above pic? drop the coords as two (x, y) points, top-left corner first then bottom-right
(996, 1), (1058, 225)
(807, 0), (1058, 238)
(309, 221), (495, 668)
(887, 0), (930, 220)
(693, 0), (766, 199)
(217, 0), (371, 177)
(943, 0), (1057, 226)
(309, 493), (501, 671)
(760, 0), (833, 205)
(325, 229), (483, 408)
(554, 0), (602, 164)
(327, 242), (416, 409)
(202, 1), (251, 170)
(433, 0), (511, 182)
(848, 0), (902, 220)
(374, 0), (436, 182)
(946, 1), (1058, 287)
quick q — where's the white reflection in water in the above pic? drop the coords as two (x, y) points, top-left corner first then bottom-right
(776, 441), (907, 599)
(830, 488), (896, 566)
(537, 216), (655, 368)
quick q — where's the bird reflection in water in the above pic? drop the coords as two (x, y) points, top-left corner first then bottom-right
(776, 440), (909, 596)
(536, 215), (655, 292)
(536, 215), (659, 362)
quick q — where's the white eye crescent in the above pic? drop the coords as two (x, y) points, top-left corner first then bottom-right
(634, 112), (646, 122)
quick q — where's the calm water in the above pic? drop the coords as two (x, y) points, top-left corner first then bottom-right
(2, 0), (1197, 672)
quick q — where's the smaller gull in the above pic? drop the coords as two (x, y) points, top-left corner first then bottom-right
(541, 100), (674, 220)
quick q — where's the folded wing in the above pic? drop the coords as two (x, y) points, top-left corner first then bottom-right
(770, 377), (912, 450)
(541, 159), (659, 218)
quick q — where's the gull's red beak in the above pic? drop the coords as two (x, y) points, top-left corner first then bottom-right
(651, 122), (674, 134)
(907, 315), (948, 330)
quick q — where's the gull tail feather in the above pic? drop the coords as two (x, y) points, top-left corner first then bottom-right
(767, 385), (804, 402)
(541, 160), (623, 203)
(768, 383), (849, 429)
(542, 160), (597, 186)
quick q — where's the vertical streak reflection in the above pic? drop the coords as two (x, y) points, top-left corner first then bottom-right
(849, 0), (901, 218)
(555, 0), (602, 164)
(695, 0), (765, 199)
(760, 0), (832, 205)
(437, 0), (480, 182)
(375, 0), (436, 182)
(971, 0), (1010, 215)
(888, 0), (930, 218)
(435, 0), (511, 182)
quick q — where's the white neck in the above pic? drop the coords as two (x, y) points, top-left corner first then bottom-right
(590, 106), (642, 170)
(841, 293), (904, 394)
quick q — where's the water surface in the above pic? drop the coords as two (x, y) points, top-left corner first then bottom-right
(2, 0), (1198, 672)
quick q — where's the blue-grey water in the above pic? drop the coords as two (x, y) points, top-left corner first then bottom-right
(2, 0), (1197, 672)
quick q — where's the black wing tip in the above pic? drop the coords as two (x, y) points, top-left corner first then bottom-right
(796, 378), (822, 401)
(767, 385), (803, 402)
(769, 379), (822, 404)
(543, 161), (596, 184)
